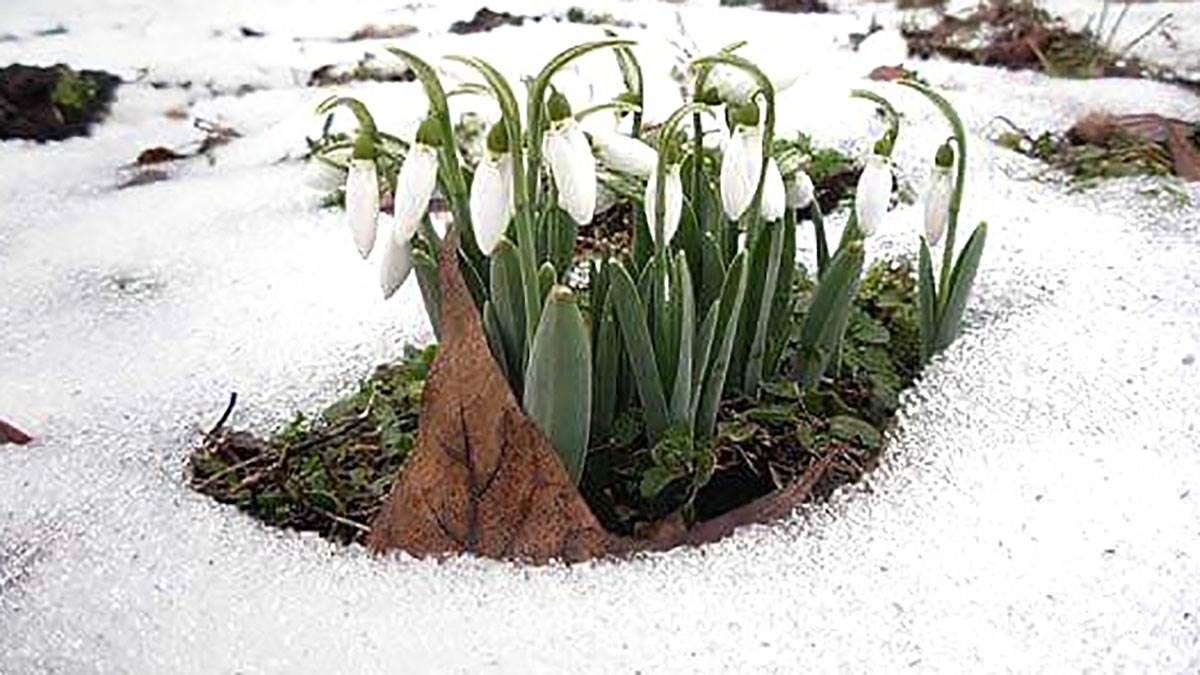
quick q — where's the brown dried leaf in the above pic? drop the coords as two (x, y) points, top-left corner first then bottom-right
(0, 418), (32, 445)
(368, 234), (611, 563)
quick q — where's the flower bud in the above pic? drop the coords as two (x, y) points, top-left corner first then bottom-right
(644, 163), (683, 246)
(854, 154), (892, 237)
(720, 123), (763, 221)
(786, 169), (815, 210)
(761, 158), (786, 222)
(344, 158), (379, 258)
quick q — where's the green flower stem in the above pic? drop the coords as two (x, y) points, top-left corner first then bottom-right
(524, 39), (634, 205)
(897, 80), (968, 309)
(653, 103), (711, 258)
(850, 89), (900, 156)
(387, 48), (478, 261)
(444, 54), (540, 348)
(692, 53), (777, 242)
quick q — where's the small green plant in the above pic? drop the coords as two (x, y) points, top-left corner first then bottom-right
(50, 66), (98, 112)
(304, 42), (987, 513)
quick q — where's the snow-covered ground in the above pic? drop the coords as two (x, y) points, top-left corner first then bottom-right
(1, 1), (1199, 672)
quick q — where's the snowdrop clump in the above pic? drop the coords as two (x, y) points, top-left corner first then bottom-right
(304, 41), (986, 485)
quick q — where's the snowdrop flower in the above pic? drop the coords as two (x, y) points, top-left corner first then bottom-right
(702, 61), (799, 106)
(542, 90), (596, 225)
(345, 154), (380, 258)
(760, 158), (786, 222)
(644, 163), (683, 246)
(379, 233), (413, 300)
(786, 169), (815, 210)
(923, 143), (955, 246)
(854, 153), (893, 237)
(591, 130), (658, 178)
(470, 123), (515, 255)
(719, 102), (763, 221)
(393, 118), (441, 242)
(380, 117), (440, 299)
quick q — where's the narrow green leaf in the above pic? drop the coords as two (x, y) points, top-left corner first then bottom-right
(696, 250), (749, 441)
(691, 299), (720, 422)
(482, 301), (512, 384)
(523, 286), (592, 484)
(917, 237), (938, 362)
(764, 209), (797, 377)
(591, 300), (620, 439)
(934, 222), (987, 353)
(670, 252), (696, 426)
(699, 230), (725, 314)
(608, 261), (670, 441)
(537, 261), (555, 303)
(796, 242), (865, 387)
(744, 220), (785, 396)
(489, 238), (526, 381)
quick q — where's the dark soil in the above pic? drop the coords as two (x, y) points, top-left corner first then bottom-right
(190, 258), (921, 545)
(449, 8), (531, 35)
(762, 0), (831, 13)
(0, 63), (119, 141)
(902, 0), (1194, 88)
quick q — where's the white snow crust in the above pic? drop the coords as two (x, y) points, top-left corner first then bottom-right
(1, 1), (1198, 672)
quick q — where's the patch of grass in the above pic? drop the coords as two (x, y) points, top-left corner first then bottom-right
(993, 115), (1187, 189)
(190, 346), (435, 544)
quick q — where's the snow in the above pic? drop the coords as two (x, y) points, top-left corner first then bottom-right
(2, 0), (1199, 672)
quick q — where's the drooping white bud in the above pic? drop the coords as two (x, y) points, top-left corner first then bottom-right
(393, 143), (438, 245)
(761, 158), (786, 222)
(378, 230), (413, 300)
(644, 163), (683, 246)
(344, 159), (379, 258)
(470, 151), (514, 255)
(591, 130), (658, 178)
(720, 124), (764, 221)
(786, 169), (815, 210)
(924, 164), (953, 247)
(854, 154), (893, 237)
(543, 118), (596, 225)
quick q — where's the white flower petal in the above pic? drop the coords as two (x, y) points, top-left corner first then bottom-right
(379, 232), (413, 300)
(761, 158), (786, 222)
(544, 119), (596, 225)
(592, 131), (658, 178)
(855, 154), (893, 237)
(644, 164), (683, 246)
(344, 159), (379, 258)
(470, 152), (514, 256)
(786, 169), (815, 210)
(720, 125), (763, 221)
(924, 165), (953, 246)
(393, 143), (439, 244)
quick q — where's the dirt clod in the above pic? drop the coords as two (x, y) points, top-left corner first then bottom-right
(0, 63), (119, 141)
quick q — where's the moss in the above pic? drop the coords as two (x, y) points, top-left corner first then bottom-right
(49, 66), (98, 112)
